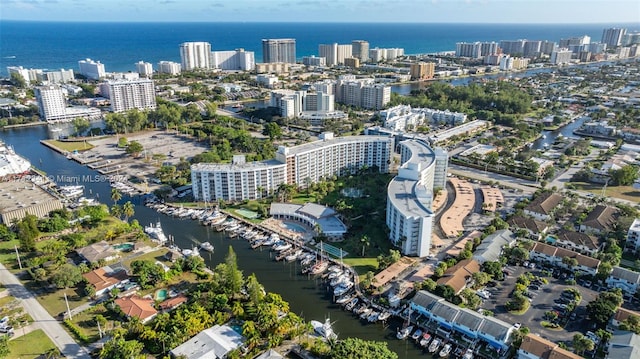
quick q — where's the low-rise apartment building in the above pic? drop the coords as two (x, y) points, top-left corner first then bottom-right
(529, 242), (600, 276)
(523, 192), (563, 221)
(606, 266), (640, 298)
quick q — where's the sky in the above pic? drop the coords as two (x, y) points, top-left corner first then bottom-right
(1, 0), (639, 23)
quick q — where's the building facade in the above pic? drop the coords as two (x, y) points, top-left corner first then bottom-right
(602, 28), (627, 48)
(157, 61), (181, 75)
(211, 49), (255, 71)
(262, 39), (296, 64)
(35, 85), (67, 120)
(625, 219), (640, 253)
(135, 61), (153, 77)
(302, 56), (326, 67)
(386, 139), (448, 257)
(107, 79), (157, 113)
(179, 42), (211, 71)
(352, 40), (370, 62)
(410, 62), (435, 80)
(78, 58), (106, 80)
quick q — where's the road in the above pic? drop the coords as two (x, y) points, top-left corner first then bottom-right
(0, 264), (91, 359)
(448, 164), (538, 194)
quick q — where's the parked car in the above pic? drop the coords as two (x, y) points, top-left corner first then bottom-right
(529, 285), (540, 291)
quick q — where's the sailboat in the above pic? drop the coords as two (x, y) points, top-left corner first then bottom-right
(309, 241), (329, 275)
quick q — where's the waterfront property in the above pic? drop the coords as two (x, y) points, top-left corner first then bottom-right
(76, 241), (119, 264)
(410, 290), (515, 353)
(192, 133), (393, 202)
(114, 295), (158, 324)
(0, 178), (63, 224)
(82, 266), (129, 296)
(269, 202), (347, 239)
(386, 139), (448, 257)
(517, 333), (582, 359)
(170, 323), (245, 359)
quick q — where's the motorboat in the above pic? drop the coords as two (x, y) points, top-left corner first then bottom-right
(377, 311), (391, 321)
(328, 265), (342, 273)
(199, 242), (214, 252)
(462, 349), (474, 359)
(396, 325), (414, 340)
(333, 282), (353, 296)
(354, 304), (368, 314)
(58, 185), (84, 198)
(411, 328), (423, 341)
(439, 343), (452, 358)
(420, 333), (432, 347)
(272, 241), (292, 252)
(330, 274), (349, 287)
(428, 338), (442, 353)
(144, 221), (168, 244)
(310, 318), (337, 341)
(367, 311), (379, 322)
(344, 298), (359, 311)
(285, 249), (303, 262)
(182, 247), (200, 257)
(327, 270), (343, 280)
(359, 308), (372, 320)
(335, 294), (352, 305)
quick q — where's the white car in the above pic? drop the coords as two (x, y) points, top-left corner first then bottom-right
(477, 290), (491, 299)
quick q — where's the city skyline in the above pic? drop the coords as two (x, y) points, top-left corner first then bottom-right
(1, 0), (638, 24)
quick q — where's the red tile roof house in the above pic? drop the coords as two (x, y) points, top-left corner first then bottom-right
(114, 295), (158, 324)
(158, 294), (188, 313)
(82, 267), (129, 296)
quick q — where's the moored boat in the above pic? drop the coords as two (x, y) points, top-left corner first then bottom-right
(411, 328), (423, 341)
(439, 343), (452, 358)
(428, 338), (441, 353)
(420, 333), (432, 347)
(199, 242), (214, 252)
(396, 325), (414, 340)
(310, 318), (337, 341)
(462, 349), (474, 359)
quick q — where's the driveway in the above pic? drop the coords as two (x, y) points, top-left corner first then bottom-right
(0, 264), (91, 359)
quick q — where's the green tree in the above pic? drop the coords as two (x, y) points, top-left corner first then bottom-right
(117, 136), (128, 148)
(472, 271), (491, 288)
(131, 260), (165, 289)
(50, 263), (83, 288)
(262, 122), (282, 140)
(111, 188), (122, 204)
(72, 117), (90, 137)
(619, 314), (640, 334)
(481, 261), (504, 280)
(126, 141), (144, 157)
(330, 337), (398, 359)
(0, 335), (8, 358)
(223, 246), (243, 295)
(610, 165), (638, 186)
(122, 201), (135, 222)
(99, 337), (144, 359)
(360, 235), (370, 257)
(587, 289), (624, 327)
(572, 333), (595, 355)
(10, 72), (27, 88)
(0, 224), (16, 241)
(16, 214), (39, 252)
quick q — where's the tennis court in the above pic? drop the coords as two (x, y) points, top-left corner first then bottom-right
(317, 242), (349, 258)
(235, 208), (259, 219)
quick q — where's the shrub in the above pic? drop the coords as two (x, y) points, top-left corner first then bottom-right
(63, 319), (90, 343)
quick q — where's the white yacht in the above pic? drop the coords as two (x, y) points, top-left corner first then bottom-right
(311, 318), (337, 341)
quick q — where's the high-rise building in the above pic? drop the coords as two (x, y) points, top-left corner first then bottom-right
(179, 42), (211, 71)
(623, 32), (640, 46)
(107, 79), (157, 113)
(302, 56), (326, 67)
(157, 61), (181, 75)
(602, 28), (627, 48)
(37, 69), (75, 84)
(456, 42), (482, 58)
(480, 42), (499, 56)
(352, 40), (370, 62)
(523, 40), (542, 58)
(386, 139), (448, 257)
(344, 57), (360, 69)
(499, 40), (525, 55)
(588, 42), (607, 54)
(35, 85), (66, 120)
(135, 61), (153, 77)
(550, 48), (573, 64)
(78, 59), (106, 80)
(559, 35), (590, 48)
(262, 39), (296, 64)
(336, 78), (390, 110)
(369, 48), (404, 62)
(410, 62), (435, 80)
(318, 43), (353, 66)
(7, 66), (41, 83)
(211, 49), (255, 71)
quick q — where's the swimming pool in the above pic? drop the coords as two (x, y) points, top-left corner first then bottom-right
(113, 243), (134, 252)
(280, 221), (307, 233)
(155, 289), (168, 301)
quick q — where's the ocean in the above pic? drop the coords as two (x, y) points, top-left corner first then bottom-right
(0, 21), (637, 76)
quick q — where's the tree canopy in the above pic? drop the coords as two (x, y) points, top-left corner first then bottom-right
(330, 338), (398, 359)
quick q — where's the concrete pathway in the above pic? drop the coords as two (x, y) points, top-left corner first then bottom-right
(0, 263), (91, 359)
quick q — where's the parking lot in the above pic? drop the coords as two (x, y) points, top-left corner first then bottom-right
(480, 265), (599, 344)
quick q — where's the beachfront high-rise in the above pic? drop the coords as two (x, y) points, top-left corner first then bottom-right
(262, 39), (296, 64)
(602, 28), (627, 48)
(78, 59), (106, 80)
(135, 61), (153, 77)
(211, 49), (255, 71)
(318, 43), (353, 66)
(352, 40), (369, 62)
(106, 79), (157, 113)
(386, 139), (449, 258)
(157, 61), (181, 75)
(191, 133), (393, 202)
(179, 42), (211, 71)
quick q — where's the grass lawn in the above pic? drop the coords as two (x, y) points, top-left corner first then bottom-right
(7, 329), (57, 359)
(44, 140), (94, 152)
(121, 247), (170, 270)
(342, 257), (379, 276)
(0, 240), (21, 269)
(0, 296), (17, 308)
(571, 181), (640, 202)
(65, 304), (115, 343)
(30, 283), (90, 317)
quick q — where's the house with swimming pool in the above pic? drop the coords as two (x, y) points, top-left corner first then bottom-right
(410, 291), (515, 353)
(270, 202), (347, 238)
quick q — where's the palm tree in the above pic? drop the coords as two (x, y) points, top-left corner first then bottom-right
(110, 204), (122, 219)
(122, 201), (135, 222)
(110, 188), (122, 204)
(360, 235), (370, 257)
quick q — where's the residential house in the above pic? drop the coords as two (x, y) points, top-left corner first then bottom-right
(254, 349), (284, 359)
(606, 330), (640, 359)
(410, 291), (514, 352)
(529, 242), (600, 276)
(170, 324), (245, 359)
(159, 294), (188, 312)
(523, 192), (563, 221)
(473, 229), (516, 264)
(580, 205), (619, 235)
(507, 216), (549, 240)
(76, 241), (119, 264)
(436, 259), (481, 294)
(114, 295), (158, 324)
(606, 266), (640, 298)
(609, 307), (640, 330)
(518, 333), (583, 359)
(82, 266), (129, 296)
(624, 218), (640, 254)
(553, 230), (601, 256)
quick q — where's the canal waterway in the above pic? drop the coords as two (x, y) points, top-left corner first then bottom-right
(530, 116), (589, 151)
(0, 126), (427, 358)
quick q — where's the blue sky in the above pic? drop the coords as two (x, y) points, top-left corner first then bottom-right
(1, 0), (638, 23)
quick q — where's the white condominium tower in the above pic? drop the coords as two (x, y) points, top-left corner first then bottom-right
(78, 58), (106, 80)
(107, 79), (157, 113)
(262, 39), (296, 64)
(35, 85), (66, 121)
(179, 42), (211, 71)
(602, 28), (627, 48)
(157, 61), (181, 75)
(135, 61), (153, 77)
(191, 133), (393, 202)
(210, 49), (255, 71)
(386, 139), (448, 257)
(318, 43), (353, 66)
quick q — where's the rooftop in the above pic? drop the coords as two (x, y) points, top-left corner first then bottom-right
(582, 205), (619, 232)
(556, 230), (600, 250)
(525, 192), (563, 216)
(277, 134), (392, 157)
(82, 267), (128, 293)
(170, 324), (245, 359)
(507, 216), (548, 233)
(76, 241), (118, 264)
(436, 258), (481, 294)
(114, 295), (157, 322)
(473, 229), (515, 264)
(191, 159), (285, 172)
(610, 266), (640, 284)
(0, 181), (60, 214)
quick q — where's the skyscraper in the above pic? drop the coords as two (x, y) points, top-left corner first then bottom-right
(262, 39), (296, 64)
(107, 79), (157, 113)
(35, 85), (66, 120)
(210, 49), (255, 71)
(78, 59), (106, 80)
(602, 28), (627, 48)
(135, 61), (153, 77)
(179, 42), (211, 71)
(352, 40), (369, 62)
